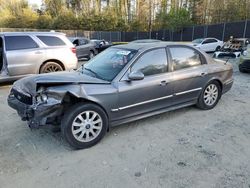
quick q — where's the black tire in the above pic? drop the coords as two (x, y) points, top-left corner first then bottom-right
(239, 66), (246, 73)
(61, 103), (108, 149)
(215, 46), (221, 51)
(196, 81), (222, 110)
(88, 51), (95, 60)
(40, 62), (64, 74)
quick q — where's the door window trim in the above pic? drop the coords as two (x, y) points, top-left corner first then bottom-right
(119, 47), (169, 82)
(167, 45), (207, 72)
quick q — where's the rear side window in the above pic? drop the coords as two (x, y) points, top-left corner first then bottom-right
(169, 47), (202, 71)
(37, 35), (66, 46)
(5, 36), (39, 51)
(203, 39), (217, 44)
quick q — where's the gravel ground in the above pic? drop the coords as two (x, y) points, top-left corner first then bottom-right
(0, 59), (250, 188)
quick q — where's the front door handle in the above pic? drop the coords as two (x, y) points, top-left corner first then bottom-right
(35, 51), (43, 55)
(160, 80), (167, 86)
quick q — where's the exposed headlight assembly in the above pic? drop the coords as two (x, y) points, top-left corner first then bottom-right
(36, 87), (48, 104)
(36, 93), (48, 103)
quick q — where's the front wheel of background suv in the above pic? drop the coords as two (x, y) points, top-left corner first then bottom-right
(40, 61), (64, 74)
(197, 81), (222, 110)
(61, 103), (108, 149)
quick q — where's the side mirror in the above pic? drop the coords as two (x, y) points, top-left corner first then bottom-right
(128, 71), (144, 81)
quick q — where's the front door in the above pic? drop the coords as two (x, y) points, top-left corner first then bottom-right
(114, 48), (174, 121)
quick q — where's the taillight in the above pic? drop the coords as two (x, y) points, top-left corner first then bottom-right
(71, 47), (76, 54)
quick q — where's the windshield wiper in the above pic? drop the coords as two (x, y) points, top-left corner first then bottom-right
(84, 67), (98, 77)
(84, 67), (108, 81)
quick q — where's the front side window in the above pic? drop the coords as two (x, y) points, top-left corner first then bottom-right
(37, 35), (66, 46)
(170, 47), (202, 71)
(131, 48), (168, 76)
(83, 48), (137, 81)
(5, 36), (39, 51)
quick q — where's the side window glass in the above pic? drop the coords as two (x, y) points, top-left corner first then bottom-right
(5, 36), (39, 51)
(131, 48), (168, 76)
(37, 35), (66, 46)
(202, 40), (208, 44)
(170, 47), (202, 71)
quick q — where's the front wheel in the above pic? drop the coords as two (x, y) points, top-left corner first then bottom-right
(197, 81), (222, 110)
(61, 103), (108, 149)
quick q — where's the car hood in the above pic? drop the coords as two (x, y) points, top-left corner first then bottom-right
(13, 71), (110, 95)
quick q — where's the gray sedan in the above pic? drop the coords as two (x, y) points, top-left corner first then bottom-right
(69, 37), (97, 60)
(8, 42), (233, 149)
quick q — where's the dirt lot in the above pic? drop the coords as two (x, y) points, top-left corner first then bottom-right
(0, 59), (250, 188)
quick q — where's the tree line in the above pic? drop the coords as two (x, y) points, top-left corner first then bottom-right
(0, 0), (249, 31)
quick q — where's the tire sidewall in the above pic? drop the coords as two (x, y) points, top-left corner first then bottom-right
(61, 103), (108, 149)
(198, 81), (222, 110)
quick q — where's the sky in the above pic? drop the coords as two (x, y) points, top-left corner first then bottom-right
(28, 0), (42, 7)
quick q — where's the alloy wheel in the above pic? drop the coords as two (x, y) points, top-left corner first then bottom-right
(71, 111), (103, 143)
(203, 84), (219, 106)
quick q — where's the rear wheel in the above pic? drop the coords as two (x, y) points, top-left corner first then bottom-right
(40, 62), (64, 73)
(215, 46), (221, 51)
(61, 103), (108, 149)
(88, 51), (95, 60)
(197, 81), (221, 110)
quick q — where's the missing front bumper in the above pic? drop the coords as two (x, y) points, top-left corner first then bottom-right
(8, 94), (63, 128)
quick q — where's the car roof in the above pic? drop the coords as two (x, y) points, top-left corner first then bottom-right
(112, 41), (186, 51)
(68, 37), (89, 40)
(0, 32), (66, 36)
(130, 39), (162, 43)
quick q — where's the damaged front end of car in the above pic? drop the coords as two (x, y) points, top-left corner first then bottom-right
(8, 83), (64, 128)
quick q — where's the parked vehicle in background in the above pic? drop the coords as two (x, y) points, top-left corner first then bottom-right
(8, 42), (233, 149)
(0, 32), (77, 83)
(91, 39), (112, 53)
(130, 39), (162, 43)
(239, 44), (250, 72)
(214, 38), (250, 58)
(192, 38), (223, 52)
(69, 37), (97, 60)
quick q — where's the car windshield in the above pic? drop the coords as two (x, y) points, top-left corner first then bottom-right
(192, 38), (204, 44)
(81, 48), (137, 81)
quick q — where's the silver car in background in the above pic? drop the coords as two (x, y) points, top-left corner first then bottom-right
(8, 42), (233, 149)
(0, 32), (78, 82)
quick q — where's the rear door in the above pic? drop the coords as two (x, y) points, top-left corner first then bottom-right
(168, 46), (208, 105)
(115, 48), (174, 120)
(5, 35), (44, 76)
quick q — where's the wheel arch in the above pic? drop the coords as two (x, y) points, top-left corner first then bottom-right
(39, 59), (65, 73)
(206, 78), (223, 92)
(62, 92), (110, 130)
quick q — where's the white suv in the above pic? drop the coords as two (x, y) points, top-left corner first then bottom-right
(0, 32), (77, 82)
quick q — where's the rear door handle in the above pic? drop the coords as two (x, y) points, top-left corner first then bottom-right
(160, 80), (168, 86)
(200, 72), (207, 77)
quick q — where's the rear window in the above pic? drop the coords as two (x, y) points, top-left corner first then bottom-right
(5, 36), (39, 51)
(37, 35), (66, 46)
